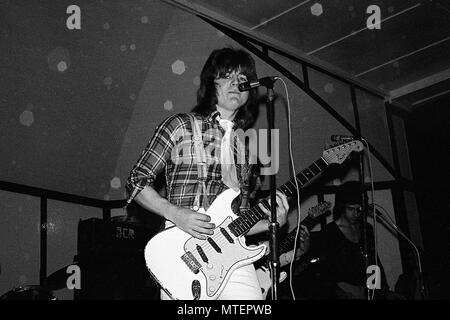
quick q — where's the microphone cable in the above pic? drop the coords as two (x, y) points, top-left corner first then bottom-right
(374, 203), (426, 299)
(361, 137), (379, 300)
(277, 77), (303, 300)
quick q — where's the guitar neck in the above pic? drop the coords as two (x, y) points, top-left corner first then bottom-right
(257, 213), (317, 269)
(228, 157), (329, 237)
(278, 215), (316, 256)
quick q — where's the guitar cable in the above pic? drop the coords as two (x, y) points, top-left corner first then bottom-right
(277, 78), (303, 300)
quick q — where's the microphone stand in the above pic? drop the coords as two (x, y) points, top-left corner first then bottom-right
(372, 207), (427, 300)
(265, 82), (280, 300)
(357, 143), (370, 299)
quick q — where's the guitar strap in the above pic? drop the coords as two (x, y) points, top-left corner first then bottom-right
(188, 113), (209, 211)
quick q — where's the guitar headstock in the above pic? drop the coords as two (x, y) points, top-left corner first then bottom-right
(322, 140), (364, 164)
(307, 201), (332, 219)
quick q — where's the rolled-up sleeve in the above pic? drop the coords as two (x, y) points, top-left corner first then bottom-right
(125, 114), (183, 206)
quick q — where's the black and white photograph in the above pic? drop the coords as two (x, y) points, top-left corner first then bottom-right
(0, 0), (449, 310)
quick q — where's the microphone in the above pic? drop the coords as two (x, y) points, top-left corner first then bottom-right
(238, 76), (279, 91)
(331, 135), (355, 142)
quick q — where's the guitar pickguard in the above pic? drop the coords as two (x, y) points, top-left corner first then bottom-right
(184, 216), (263, 297)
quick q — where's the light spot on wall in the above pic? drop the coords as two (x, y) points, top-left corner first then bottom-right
(130, 93), (136, 100)
(104, 194), (110, 201)
(110, 177), (121, 189)
(19, 110), (34, 127)
(348, 5), (354, 11)
(324, 83), (334, 93)
(48, 47), (71, 73)
(311, 3), (323, 16)
(57, 61), (68, 72)
(130, 44), (136, 51)
(193, 76), (200, 86)
(19, 275), (28, 285)
(120, 44), (127, 52)
(393, 61), (400, 68)
(47, 221), (57, 233)
(302, 116), (309, 122)
(104, 77), (113, 90)
(171, 60), (186, 75)
(164, 100), (174, 111)
(388, 6), (395, 13)
(103, 22), (110, 30)
(217, 30), (225, 37)
(141, 16), (149, 24)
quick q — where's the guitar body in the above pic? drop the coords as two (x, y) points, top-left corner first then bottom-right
(144, 188), (266, 300)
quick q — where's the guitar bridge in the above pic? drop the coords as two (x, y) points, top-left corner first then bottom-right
(181, 251), (201, 274)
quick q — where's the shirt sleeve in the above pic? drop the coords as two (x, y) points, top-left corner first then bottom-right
(125, 114), (185, 206)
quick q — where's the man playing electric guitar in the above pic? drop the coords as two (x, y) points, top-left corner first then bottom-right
(125, 47), (289, 300)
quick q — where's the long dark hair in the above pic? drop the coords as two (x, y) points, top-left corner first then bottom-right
(333, 181), (363, 220)
(192, 47), (259, 129)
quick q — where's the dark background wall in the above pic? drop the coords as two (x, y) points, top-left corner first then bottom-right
(406, 95), (450, 298)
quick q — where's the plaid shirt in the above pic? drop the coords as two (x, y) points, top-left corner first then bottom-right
(125, 111), (253, 212)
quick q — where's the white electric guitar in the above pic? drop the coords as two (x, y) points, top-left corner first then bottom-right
(256, 201), (332, 299)
(144, 141), (364, 300)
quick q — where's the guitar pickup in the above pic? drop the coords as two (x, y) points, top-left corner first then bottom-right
(196, 244), (208, 263)
(207, 237), (222, 253)
(220, 227), (234, 244)
(181, 251), (201, 274)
